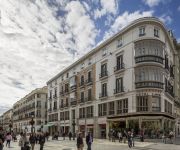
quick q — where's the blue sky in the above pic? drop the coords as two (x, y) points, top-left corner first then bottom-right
(0, 0), (180, 114)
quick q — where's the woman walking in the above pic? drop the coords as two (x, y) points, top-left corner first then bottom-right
(19, 132), (25, 150)
(6, 133), (12, 148)
(29, 133), (36, 150)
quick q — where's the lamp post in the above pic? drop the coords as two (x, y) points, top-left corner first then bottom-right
(41, 121), (43, 132)
(72, 120), (76, 140)
(29, 115), (35, 133)
(9, 120), (12, 133)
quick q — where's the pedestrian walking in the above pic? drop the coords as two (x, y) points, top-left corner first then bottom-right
(108, 131), (111, 141)
(18, 132), (25, 150)
(77, 133), (84, 150)
(63, 132), (66, 140)
(117, 131), (122, 142)
(112, 130), (116, 142)
(122, 130), (127, 143)
(69, 131), (72, 141)
(5, 133), (12, 148)
(127, 131), (132, 148)
(29, 133), (36, 150)
(86, 132), (93, 150)
(39, 133), (45, 150)
(162, 133), (166, 144)
(0, 129), (4, 150)
(131, 129), (135, 147)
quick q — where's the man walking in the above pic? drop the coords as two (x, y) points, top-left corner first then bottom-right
(86, 132), (93, 150)
(39, 133), (45, 150)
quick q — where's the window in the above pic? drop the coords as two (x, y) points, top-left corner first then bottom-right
(37, 94), (41, 98)
(98, 103), (107, 116)
(139, 26), (145, 36)
(117, 37), (123, 47)
(53, 101), (57, 110)
(86, 106), (93, 118)
(80, 92), (84, 102)
(101, 83), (107, 97)
(136, 96), (148, 112)
(60, 112), (64, 121)
(100, 63), (107, 77)
(54, 88), (57, 97)
(116, 55), (124, 70)
(87, 71), (92, 82)
(165, 100), (172, 114)
(102, 48), (107, 56)
(115, 77), (123, 93)
(117, 99), (128, 114)
(152, 96), (161, 112)
(79, 108), (85, 118)
(65, 111), (69, 120)
(81, 63), (85, 69)
(80, 75), (84, 85)
(154, 27), (159, 37)
(49, 91), (52, 99)
(72, 110), (75, 120)
(87, 89), (92, 101)
(109, 102), (114, 115)
(64, 84), (68, 93)
(66, 73), (69, 78)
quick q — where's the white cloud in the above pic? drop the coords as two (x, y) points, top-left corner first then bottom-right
(103, 10), (154, 40)
(0, 0), (97, 109)
(178, 6), (180, 11)
(143, 0), (162, 7)
(159, 14), (172, 25)
(177, 38), (180, 43)
(94, 0), (118, 19)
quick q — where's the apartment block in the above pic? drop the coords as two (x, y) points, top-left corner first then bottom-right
(2, 109), (13, 132)
(47, 17), (180, 138)
(13, 86), (48, 133)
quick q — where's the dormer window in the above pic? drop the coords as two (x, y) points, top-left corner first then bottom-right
(154, 27), (159, 38)
(117, 37), (123, 48)
(81, 63), (85, 69)
(102, 47), (107, 57)
(139, 26), (145, 36)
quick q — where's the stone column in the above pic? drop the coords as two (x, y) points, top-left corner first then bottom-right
(93, 116), (99, 138)
(139, 117), (142, 129)
(106, 121), (110, 139)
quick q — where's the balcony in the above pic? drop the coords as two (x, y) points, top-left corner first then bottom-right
(71, 100), (77, 106)
(79, 81), (85, 88)
(60, 104), (64, 109)
(79, 98), (85, 104)
(86, 78), (93, 86)
(48, 109), (52, 112)
(114, 63), (125, 73)
(152, 107), (161, 112)
(70, 85), (77, 92)
(99, 71), (108, 79)
(114, 88), (125, 95)
(64, 103), (69, 108)
(165, 85), (174, 97)
(53, 94), (57, 99)
(59, 91), (65, 96)
(64, 89), (69, 94)
(48, 97), (52, 101)
(135, 81), (163, 89)
(99, 93), (108, 99)
(135, 55), (163, 64)
(85, 96), (93, 102)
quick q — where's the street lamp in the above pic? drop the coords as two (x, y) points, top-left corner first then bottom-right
(9, 120), (12, 133)
(72, 120), (76, 140)
(41, 121), (43, 132)
(29, 115), (35, 133)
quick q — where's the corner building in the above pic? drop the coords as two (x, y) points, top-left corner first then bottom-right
(47, 17), (180, 138)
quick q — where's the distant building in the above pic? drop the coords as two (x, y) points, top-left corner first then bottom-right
(3, 109), (13, 132)
(0, 115), (3, 130)
(13, 86), (48, 133)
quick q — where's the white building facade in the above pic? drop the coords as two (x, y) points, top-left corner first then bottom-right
(13, 87), (48, 133)
(47, 17), (180, 138)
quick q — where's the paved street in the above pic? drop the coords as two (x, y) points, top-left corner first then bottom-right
(3, 137), (180, 150)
